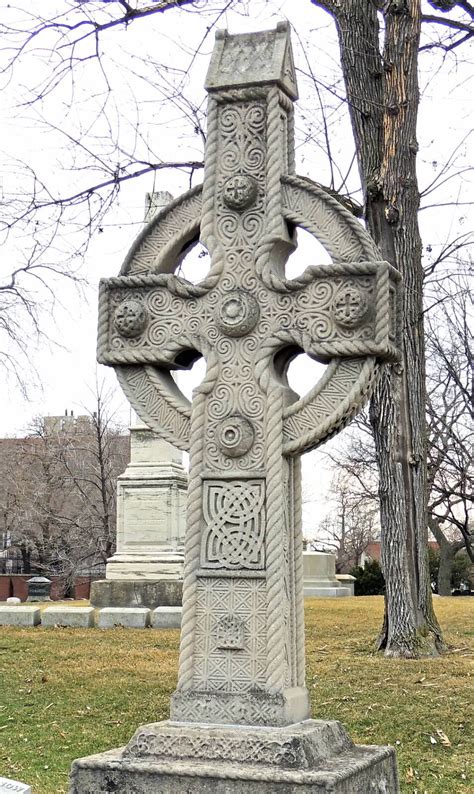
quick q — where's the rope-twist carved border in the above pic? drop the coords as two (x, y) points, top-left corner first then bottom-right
(177, 350), (220, 691)
(264, 386), (286, 692)
(284, 358), (380, 457)
(254, 331), (379, 457)
(121, 185), (200, 270)
(255, 87), (287, 286)
(375, 262), (391, 345)
(115, 366), (189, 451)
(292, 457), (305, 687)
(283, 174), (379, 261)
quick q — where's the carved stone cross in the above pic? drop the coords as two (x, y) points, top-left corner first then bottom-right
(98, 23), (399, 727)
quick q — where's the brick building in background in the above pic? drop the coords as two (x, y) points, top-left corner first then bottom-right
(0, 411), (129, 597)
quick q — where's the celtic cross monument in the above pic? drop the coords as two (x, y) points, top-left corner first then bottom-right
(71, 23), (400, 792)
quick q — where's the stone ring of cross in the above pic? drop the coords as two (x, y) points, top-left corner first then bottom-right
(98, 174), (400, 459)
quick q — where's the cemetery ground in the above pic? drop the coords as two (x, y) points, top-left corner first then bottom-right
(0, 598), (471, 794)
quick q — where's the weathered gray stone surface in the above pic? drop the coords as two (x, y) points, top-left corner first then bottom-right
(41, 607), (95, 628)
(96, 20), (399, 729)
(97, 607), (150, 629)
(91, 410), (187, 608)
(70, 720), (399, 792)
(303, 552), (352, 597)
(0, 777), (31, 793)
(72, 22), (400, 793)
(103, 427), (187, 582)
(91, 579), (182, 609)
(0, 606), (40, 626)
(152, 606), (182, 629)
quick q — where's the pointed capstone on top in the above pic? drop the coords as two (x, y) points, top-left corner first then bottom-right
(205, 21), (298, 99)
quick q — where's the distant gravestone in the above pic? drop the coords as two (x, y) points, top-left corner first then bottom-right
(0, 777), (31, 793)
(71, 23), (400, 793)
(90, 423), (187, 609)
(26, 577), (51, 602)
(303, 551), (352, 597)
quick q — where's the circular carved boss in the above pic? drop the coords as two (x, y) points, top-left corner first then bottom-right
(114, 299), (148, 338)
(115, 177), (382, 455)
(222, 174), (258, 211)
(216, 291), (259, 337)
(332, 285), (368, 329)
(217, 415), (255, 458)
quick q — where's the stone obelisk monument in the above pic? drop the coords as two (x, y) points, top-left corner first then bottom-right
(71, 23), (400, 791)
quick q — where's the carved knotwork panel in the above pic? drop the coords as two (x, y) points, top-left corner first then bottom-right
(201, 479), (266, 570)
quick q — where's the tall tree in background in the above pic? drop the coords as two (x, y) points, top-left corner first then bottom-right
(425, 282), (473, 594)
(308, 0), (469, 656)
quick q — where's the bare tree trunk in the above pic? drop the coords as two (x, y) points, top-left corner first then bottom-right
(429, 519), (465, 597)
(437, 545), (454, 597)
(20, 546), (31, 574)
(311, 0), (444, 656)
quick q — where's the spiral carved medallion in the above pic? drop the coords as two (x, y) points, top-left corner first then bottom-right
(217, 415), (255, 458)
(216, 291), (259, 337)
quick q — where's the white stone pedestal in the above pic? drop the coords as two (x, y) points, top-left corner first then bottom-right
(106, 426), (186, 580)
(90, 424), (187, 609)
(303, 552), (352, 597)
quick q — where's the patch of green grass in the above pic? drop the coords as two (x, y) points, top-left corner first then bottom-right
(0, 597), (472, 793)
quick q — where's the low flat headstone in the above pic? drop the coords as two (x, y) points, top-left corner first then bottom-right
(0, 777), (31, 793)
(6, 597), (21, 604)
(98, 607), (150, 629)
(0, 606), (40, 627)
(152, 606), (182, 629)
(42, 607), (95, 628)
(336, 574), (356, 596)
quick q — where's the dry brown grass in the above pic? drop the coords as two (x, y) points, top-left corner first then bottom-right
(0, 596), (472, 793)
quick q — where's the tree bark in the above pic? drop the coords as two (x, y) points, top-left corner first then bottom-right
(311, 0), (444, 656)
(437, 544), (454, 596)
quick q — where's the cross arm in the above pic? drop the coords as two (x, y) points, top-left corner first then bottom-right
(279, 260), (400, 362)
(97, 274), (206, 367)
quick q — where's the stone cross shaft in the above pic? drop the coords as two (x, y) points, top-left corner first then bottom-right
(98, 24), (399, 727)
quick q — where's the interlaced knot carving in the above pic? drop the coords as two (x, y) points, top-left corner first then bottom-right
(202, 480), (265, 569)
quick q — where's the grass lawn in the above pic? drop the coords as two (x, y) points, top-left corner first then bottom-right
(0, 596), (472, 793)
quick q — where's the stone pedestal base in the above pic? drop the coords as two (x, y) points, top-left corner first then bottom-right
(303, 552), (352, 598)
(104, 552), (184, 581)
(70, 719), (399, 793)
(304, 586), (351, 598)
(90, 579), (182, 610)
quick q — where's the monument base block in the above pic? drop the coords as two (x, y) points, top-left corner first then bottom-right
(70, 719), (399, 793)
(170, 686), (310, 727)
(90, 579), (182, 610)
